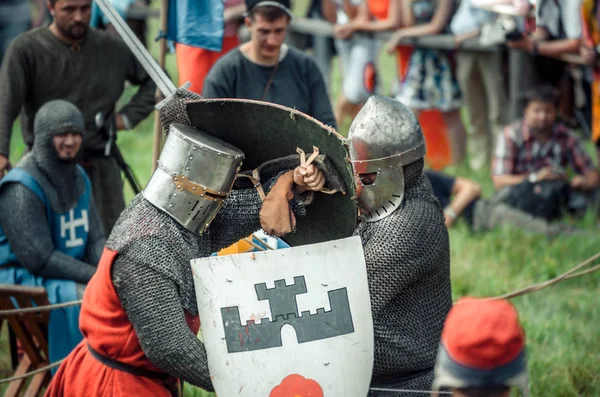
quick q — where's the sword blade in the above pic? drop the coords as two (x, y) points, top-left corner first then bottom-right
(94, 0), (177, 97)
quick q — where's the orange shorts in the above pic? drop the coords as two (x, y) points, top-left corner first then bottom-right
(175, 36), (240, 95)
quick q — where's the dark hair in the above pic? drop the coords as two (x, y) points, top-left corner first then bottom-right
(248, 5), (290, 22)
(524, 85), (560, 108)
(455, 386), (511, 397)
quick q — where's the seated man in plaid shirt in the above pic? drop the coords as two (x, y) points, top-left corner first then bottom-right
(492, 85), (600, 220)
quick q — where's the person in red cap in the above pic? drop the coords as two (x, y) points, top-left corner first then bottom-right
(432, 297), (530, 397)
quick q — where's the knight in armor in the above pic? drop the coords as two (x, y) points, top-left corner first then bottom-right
(45, 89), (329, 397)
(347, 96), (453, 395)
(0, 100), (105, 365)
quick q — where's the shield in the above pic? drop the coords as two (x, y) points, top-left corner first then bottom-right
(185, 99), (357, 247)
(191, 236), (374, 396)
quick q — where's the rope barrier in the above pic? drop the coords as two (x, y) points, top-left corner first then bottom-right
(0, 300), (82, 316)
(0, 252), (597, 387)
(484, 252), (600, 301)
(0, 360), (64, 385)
(369, 387), (452, 394)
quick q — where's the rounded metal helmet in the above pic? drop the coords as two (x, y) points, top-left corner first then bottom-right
(347, 95), (425, 222)
(143, 123), (245, 235)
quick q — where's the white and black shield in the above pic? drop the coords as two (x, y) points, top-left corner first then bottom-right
(191, 236), (374, 396)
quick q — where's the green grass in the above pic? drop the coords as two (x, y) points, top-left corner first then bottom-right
(2, 4), (600, 396)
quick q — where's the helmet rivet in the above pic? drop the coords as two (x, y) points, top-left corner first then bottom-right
(174, 177), (178, 181)
(186, 167), (189, 170)
(169, 204), (173, 207)
(177, 185), (181, 189)
(182, 176), (186, 179)
(189, 156), (193, 160)
(201, 194), (205, 197)
(192, 187), (196, 190)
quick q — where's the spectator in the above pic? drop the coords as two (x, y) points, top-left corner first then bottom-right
(308, 0), (337, 93)
(0, 100), (105, 366)
(323, 0), (379, 126)
(431, 297), (530, 397)
(492, 85), (600, 220)
(451, 0), (508, 170)
(507, 0), (583, 120)
(425, 170), (482, 228)
(0, 0), (156, 234)
(426, 169), (586, 237)
(90, 0), (151, 47)
(0, 0), (46, 64)
(176, 0), (246, 94)
(383, 0), (469, 166)
(580, 0), (600, 158)
(202, 0), (337, 129)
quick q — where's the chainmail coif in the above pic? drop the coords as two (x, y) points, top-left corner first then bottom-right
(21, 99), (86, 213)
(355, 159), (453, 396)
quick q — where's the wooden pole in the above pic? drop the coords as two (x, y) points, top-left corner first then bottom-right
(152, 0), (169, 172)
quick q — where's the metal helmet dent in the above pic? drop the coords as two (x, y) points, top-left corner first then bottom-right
(143, 123), (245, 234)
(347, 95), (426, 222)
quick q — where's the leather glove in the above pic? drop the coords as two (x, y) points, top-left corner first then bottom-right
(260, 171), (296, 236)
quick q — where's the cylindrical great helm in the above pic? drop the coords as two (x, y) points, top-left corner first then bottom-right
(347, 95), (425, 222)
(143, 123), (245, 234)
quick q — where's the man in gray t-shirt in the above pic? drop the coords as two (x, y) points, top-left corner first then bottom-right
(202, 0), (337, 129)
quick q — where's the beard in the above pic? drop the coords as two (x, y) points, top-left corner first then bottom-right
(57, 21), (88, 41)
(528, 124), (553, 138)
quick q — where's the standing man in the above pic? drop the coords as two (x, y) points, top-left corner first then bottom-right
(202, 0), (337, 129)
(0, 100), (105, 365)
(0, 0), (156, 233)
(348, 96), (453, 394)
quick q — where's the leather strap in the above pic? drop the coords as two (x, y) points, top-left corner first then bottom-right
(87, 343), (171, 380)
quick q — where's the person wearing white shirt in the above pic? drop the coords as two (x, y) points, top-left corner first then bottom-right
(322, 0), (380, 127)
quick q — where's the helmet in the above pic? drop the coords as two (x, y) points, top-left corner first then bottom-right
(347, 96), (425, 222)
(143, 123), (245, 234)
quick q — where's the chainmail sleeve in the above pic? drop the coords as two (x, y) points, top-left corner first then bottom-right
(208, 175), (307, 253)
(83, 198), (106, 266)
(112, 254), (214, 391)
(0, 183), (97, 284)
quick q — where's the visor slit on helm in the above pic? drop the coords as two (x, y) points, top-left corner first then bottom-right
(191, 205), (202, 221)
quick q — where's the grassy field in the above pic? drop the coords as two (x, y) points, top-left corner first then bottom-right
(1, 4), (599, 396)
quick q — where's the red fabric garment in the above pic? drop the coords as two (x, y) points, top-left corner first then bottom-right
(176, 36), (240, 95)
(367, 0), (389, 21)
(45, 247), (201, 397)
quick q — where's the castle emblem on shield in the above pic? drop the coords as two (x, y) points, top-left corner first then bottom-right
(221, 275), (355, 353)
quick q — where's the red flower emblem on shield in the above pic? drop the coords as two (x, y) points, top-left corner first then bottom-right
(269, 374), (324, 397)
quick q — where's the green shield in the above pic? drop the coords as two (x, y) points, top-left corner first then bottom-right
(186, 98), (357, 246)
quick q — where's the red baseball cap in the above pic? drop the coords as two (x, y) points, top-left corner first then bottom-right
(432, 297), (529, 396)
